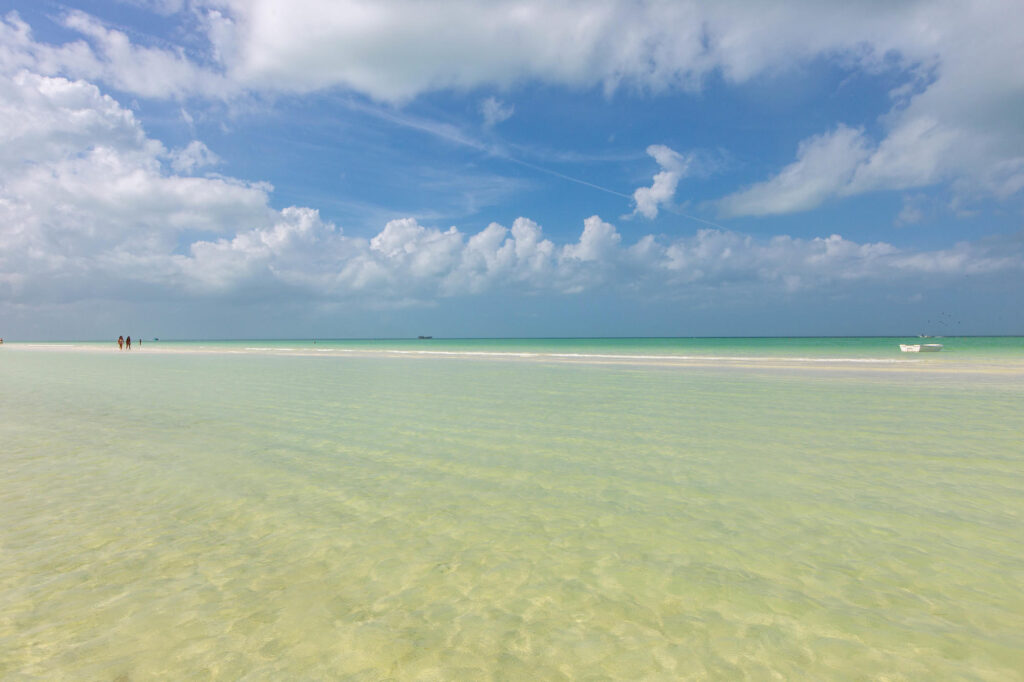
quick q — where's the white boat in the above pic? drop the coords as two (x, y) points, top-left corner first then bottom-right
(900, 343), (943, 352)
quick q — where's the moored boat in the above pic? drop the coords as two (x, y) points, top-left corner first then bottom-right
(900, 343), (943, 352)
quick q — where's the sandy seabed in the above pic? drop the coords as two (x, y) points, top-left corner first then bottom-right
(2, 342), (1023, 679)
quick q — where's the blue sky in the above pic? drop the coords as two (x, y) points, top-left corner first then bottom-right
(1, 0), (1022, 339)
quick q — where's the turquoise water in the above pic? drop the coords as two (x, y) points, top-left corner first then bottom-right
(34, 335), (1024, 357)
(24, 335), (1024, 368)
(2, 339), (1023, 679)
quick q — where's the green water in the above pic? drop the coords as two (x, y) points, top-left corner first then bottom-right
(2, 341), (1023, 679)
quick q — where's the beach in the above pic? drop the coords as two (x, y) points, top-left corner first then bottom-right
(2, 339), (1023, 679)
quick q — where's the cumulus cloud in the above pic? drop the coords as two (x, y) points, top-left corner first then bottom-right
(0, 10), (228, 99)
(631, 144), (690, 219)
(142, 212), (1024, 306)
(479, 96), (514, 127)
(0, 69), (273, 302)
(2, 59), (1022, 311)
(562, 216), (621, 262)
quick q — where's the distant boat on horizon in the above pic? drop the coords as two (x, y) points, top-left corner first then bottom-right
(418, 335), (433, 339)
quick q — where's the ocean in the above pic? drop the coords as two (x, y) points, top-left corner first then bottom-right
(2, 338), (1022, 679)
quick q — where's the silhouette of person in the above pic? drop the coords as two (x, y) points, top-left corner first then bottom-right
(118, 335), (124, 350)
(126, 335), (132, 350)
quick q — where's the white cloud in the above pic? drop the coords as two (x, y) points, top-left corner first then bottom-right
(895, 194), (926, 226)
(4, 2), (1024, 207)
(370, 218), (463, 280)
(715, 1), (1024, 213)
(631, 144), (690, 219)
(479, 96), (514, 127)
(0, 3), (974, 102)
(3, 6), (1023, 315)
(179, 0), (937, 102)
(0, 10), (228, 99)
(719, 125), (871, 217)
(189, 0), (713, 101)
(191, 0), (1020, 206)
(170, 140), (221, 173)
(176, 206), (353, 293)
(167, 210), (1022, 304)
(0, 69), (149, 168)
(845, 117), (957, 196)
(0, 69), (272, 301)
(562, 215), (620, 262)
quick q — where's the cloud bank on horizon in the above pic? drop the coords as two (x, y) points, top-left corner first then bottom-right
(0, 0), (1022, 337)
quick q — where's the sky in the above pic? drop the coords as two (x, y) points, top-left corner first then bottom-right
(1, 0), (1022, 339)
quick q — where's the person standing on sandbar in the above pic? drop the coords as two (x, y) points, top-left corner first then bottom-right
(126, 335), (131, 350)
(118, 335), (124, 350)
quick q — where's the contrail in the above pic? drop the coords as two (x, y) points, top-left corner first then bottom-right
(497, 156), (632, 199)
(660, 205), (729, 230)
(345, 97), (728, 228)
(499, 153), (729, 230)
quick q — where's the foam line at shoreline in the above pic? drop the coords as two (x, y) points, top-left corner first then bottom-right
(379, 349), (914, 363)
(7, 342), (926, 364)
(0, 340), (974, 367)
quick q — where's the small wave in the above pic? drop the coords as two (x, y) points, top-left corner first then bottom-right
(386, 350), (540, 358)
(548, 353), (912, 363)
(144, 344), (919, 364)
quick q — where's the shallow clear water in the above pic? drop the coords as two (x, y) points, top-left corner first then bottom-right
(2, 341), (1023, 679)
